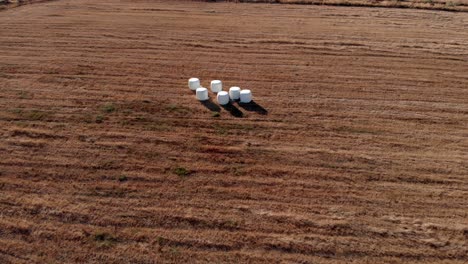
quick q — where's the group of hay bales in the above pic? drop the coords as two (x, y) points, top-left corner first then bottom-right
(188, 78), (253, 105)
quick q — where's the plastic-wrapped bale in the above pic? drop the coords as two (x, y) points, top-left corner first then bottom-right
(217, 91), (229, 105)
(240, 89), (252, 103)
(229, 87), (241, 100)
(196, 87), (209, 101)
(210, 80), (222, 93)
(188, 78), (200, 91)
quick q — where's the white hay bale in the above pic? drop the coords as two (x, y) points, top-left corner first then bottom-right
(196, 87), (209, 101)
(240, 89), (252, 103)
(210, 80), (222, 93)
(188, 78), (201, 91)
(229, 87), (241, 100)
(217, 91), (229, 105)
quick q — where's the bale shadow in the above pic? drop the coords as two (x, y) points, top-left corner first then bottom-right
(238, 100), (268, 115)
(221, 103), (243, 118)
(200, 98), (221, 112)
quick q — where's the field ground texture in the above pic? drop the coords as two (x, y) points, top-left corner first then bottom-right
(192, 0), (468, 12)
(2, 0), (468, 12)
(0, 0), (467, 263)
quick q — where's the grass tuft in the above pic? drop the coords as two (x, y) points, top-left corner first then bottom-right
(101, 103), (116, 113)
(173, 166), (191, 177)
(95, 115), (105, 123)
(118, 175), (128, 182)
(93, 232), (117, 248)
(26, 110), (48, 121)
(166, 104), (189, 114)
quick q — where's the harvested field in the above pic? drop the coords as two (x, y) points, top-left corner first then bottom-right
(195, 0), (468, 12)
(0, 0), (468, 263)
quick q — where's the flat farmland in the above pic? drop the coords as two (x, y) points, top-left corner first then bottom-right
(0, 0), (467, 263)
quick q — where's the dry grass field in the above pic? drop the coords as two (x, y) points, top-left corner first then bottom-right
(2, 0), (468, 12)
(201, 0), (468, 12)
(0, 0), (467, 263)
